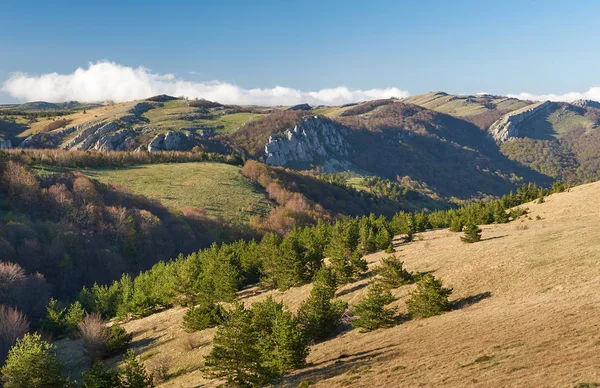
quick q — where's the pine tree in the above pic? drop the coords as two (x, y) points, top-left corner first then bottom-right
(376, 255), (413, 289)
(273, 231), (305, 290)
(251, 298), (308, 376)
(259, 233), (283, 289)
(375, 227), (392, 251)
(351, 283), (396, 332)
(182, 298), (225, 332)
(406, 274), (453, 318)
(461, 223), (482, 243)
(64, 301), (85, 334)
(118, 350), (154, 388)
(42, 298), (66, 337)
(1, 333), (72, 388)
(298, 267), (348, 341)
(448, 216), (464, 232)
(204, 303), (267, 387)
(82, 362), (120, 388)
(359, 218), (377, 253)
(493, 203), (509, 224)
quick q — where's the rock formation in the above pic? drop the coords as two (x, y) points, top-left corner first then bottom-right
(147, 131), (193, 152)
(570, 99), (600, 109)
(489, 100), (553, 142)
(264, 116), (350, 166)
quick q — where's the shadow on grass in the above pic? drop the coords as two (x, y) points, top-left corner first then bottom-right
(336, 281), (369, 298)
(130, 335), (175, 353)
(482, 235), (507, 242)
(452, 291), (492, 310)
(277, 345), (401, 387)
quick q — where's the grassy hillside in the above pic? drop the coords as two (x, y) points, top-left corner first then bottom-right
(79, 162), (273, 225)
(404, 92), (531, 118)
(55, 180), (600, 387)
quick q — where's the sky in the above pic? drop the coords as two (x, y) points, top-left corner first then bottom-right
(1, 0), (600, 105)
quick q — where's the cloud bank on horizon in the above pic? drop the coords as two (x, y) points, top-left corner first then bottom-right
(2, 61), (600, 105)
(0, 61), (409, 106)
(507, 88), (600, 103)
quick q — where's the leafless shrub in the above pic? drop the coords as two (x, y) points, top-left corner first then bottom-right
(0, 262), (26, 302)
(0, 306), (30, 363)
(152, 355), (171, 382)
(78, 313), (110, 362)
(180, 335), (202, 352)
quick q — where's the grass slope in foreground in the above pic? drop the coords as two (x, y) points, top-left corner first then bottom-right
(55, 180), (600, 387)
(80, 162), (273, 225)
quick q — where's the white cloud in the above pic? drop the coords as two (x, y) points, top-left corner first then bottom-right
(1, 61), (409, 106)
(507, 87), (600, 103)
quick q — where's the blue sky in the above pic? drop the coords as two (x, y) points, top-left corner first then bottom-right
(1, 0), (600, 104)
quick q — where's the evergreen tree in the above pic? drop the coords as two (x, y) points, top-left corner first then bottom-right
(406, 274), (453, 318)
(172, 253), (202, 306)
(42, 298), (66, 337)
(1, 333), (72, 388)
(351, 283), (396, 332)
(359, 217), (377, 253)
(251, 298), (308, 376)
(273, 231), (305, 290)
(182, 299), (225, 332)
(259, 233), (283, 289)
(82, 362), (120, 388)
(461, 223), (482, 243)
(63, 301), (85, 334)
(298, 227), (325, 280)
(375, 227), (392, 251)
(493, 203), (509, 224)
(376, 255), (413, 289)
(204, 303), (267, 387)
(119, 350), (154, 388)
(298, 267), (348, 341)
(448, 216), (464, 232)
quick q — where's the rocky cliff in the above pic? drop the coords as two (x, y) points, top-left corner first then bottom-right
(147, 131), (194, 152)
(264, 116), (350, 166)
(489, 100), (553, 142)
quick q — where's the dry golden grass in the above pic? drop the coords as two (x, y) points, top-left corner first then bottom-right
(57, 181), (600, 387)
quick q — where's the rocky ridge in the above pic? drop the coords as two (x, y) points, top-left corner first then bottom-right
(489, 100), (553, 142)
(264, 116), (350, 166)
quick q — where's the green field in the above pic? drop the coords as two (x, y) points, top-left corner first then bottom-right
(80, 162), (273, 225)
(140, 99), (263, 133)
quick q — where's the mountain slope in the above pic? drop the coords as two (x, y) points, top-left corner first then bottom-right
(56, 180), (600, 387)
(404, 92), (533, 130)
(493, 101), (600, 182)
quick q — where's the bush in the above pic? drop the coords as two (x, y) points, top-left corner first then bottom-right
(351, 283), (396, 332)
(375, 255), (413, 289)
(0, 333), (72, 388)
(79, 313), (110, 362)
(0, 306), (29, 364)
(182, 299), (225, 332)
(78, 314), (131, 362)
(461, 223), (482, 243)
(406, 274), (453, 318)
(106, 325), (132, 355)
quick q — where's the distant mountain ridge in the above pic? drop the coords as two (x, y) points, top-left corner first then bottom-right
(2, 92), (600, 197)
